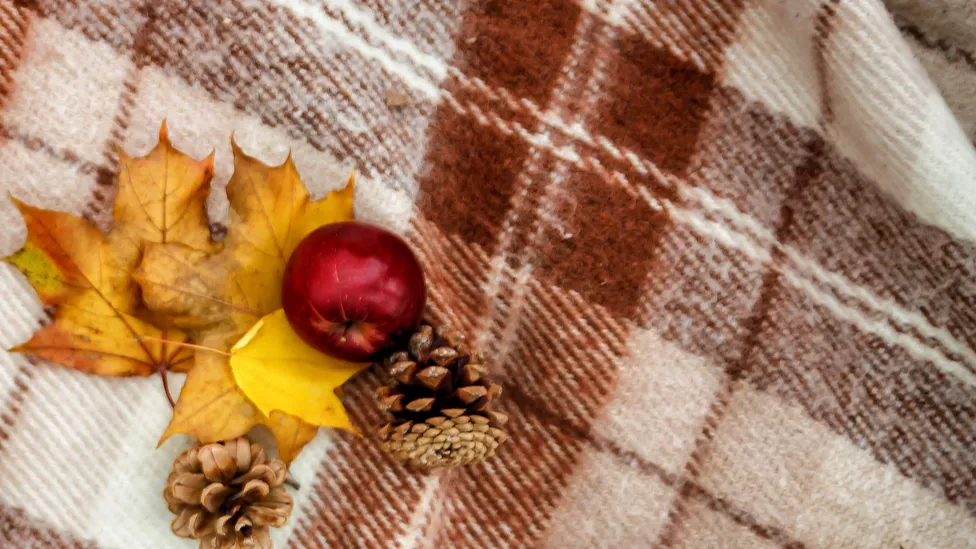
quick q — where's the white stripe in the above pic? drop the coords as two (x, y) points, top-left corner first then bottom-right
(271, 0), (441, 98)
(782, 267), (976, 386)
(395, 474), (441, 549)
(313, 0), (448, 80)
(278, 0), (976, 381)
(682, 185), (976, 373)
(658, 197), (976, 387)
(780, 248), (976, 371)
(618, 1), (709, 71)
(476, 8), (612, 365)
(275, 434), (340, 547)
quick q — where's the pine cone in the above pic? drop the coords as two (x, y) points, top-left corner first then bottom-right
(163, 438), (293, 549)
(376, 323), (509, 468)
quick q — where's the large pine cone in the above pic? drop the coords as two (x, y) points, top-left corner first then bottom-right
(376, 323), (509, 468)
(164, 438), (293, 549)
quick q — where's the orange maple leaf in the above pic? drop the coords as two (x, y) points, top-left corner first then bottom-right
(3, 121), (213, 395)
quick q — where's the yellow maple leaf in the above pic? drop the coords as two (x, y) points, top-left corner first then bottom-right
(5, 199), (192, 376)
(159, 310), (367, 463)
(230, 310), (365, 431)
(222, 139), (356, 320)
(146, 137), (364, 463)
(114, 122), (217, 257)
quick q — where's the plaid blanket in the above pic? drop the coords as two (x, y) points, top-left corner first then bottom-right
(1, 0), (975, 547)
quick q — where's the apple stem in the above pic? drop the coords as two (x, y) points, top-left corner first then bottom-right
(160, 369), (176, 408)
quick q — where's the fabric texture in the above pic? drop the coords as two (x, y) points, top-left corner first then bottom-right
(1, 0), (975, 548)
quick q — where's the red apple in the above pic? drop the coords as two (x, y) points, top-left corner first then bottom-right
(281, 221), (427, 362)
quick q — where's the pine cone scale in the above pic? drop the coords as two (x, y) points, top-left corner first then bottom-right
(172, 473), (208, 503)
(214, 514), (234, 536)
(240, 478), (271, 501)
(231, 463), (274, 486)
(225, 438), (252, 471)
(461, 364), (485, 384)
(456, 385), (487, 403)
(406, 397), (435, 412)
(416, 366), (449, 389)
(390, 360), (417, 382)
(201, 483), (233, 513)
(201, 445), (238, 482)
(174, 448), (201, 473)
(429, 347), (458, 365)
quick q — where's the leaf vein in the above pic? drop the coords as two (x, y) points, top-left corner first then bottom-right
(245, 170), (286, 261)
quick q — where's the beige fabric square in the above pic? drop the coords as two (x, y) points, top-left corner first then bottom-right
(668, 499), (781, 549)
(0, 368), (168, 538)
(721, 0), (824, 129)
(124, 68), (354, 194)
(0, 351), (19, 400)
(697, 387), (976, 548)
(0, 269), (39, 414)
(544, 449), (676, 549)
(2, 18), (130, 165)
(0, 140), (98, 253)
(594, 328), (724, 474)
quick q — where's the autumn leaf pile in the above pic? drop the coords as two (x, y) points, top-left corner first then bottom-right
(3, 123), (369, 463)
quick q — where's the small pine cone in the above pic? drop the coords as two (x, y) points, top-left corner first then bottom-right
(163, 438), (293, 549)
(375, 323), (509, 468)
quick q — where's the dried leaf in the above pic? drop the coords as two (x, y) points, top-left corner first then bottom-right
(2, 122), (217, 376)
(230, 310), (367, 432)
(160, 339), (257, 444)
(137, 141), (355, 335)
(133, 243), (246, 332)
(222, 139), (355, 317)
(2, 129), (206, 376)
(152, 138), (358, 462)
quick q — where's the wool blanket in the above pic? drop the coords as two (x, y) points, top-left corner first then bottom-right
(1, 0), (975, 547)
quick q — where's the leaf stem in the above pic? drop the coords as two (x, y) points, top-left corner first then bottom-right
(136, 335), (232, 357)
(160, 369), (176, 408)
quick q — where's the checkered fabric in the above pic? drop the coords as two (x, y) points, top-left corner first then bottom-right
(1, 0), (975, 548)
